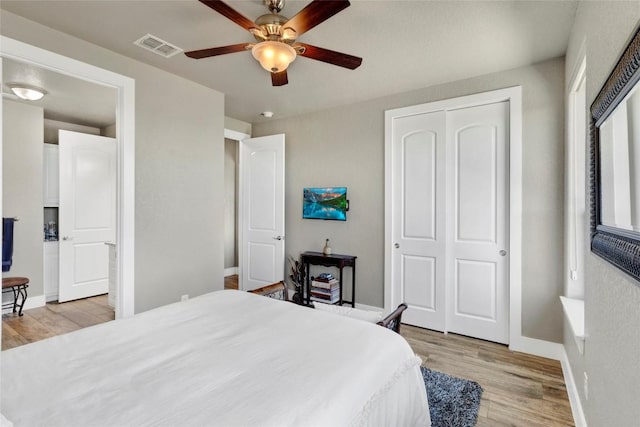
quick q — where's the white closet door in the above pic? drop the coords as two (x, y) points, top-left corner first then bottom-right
(389, 100), (510, 344)
(446, 101), (509, 344)
(391, 111), (446, 331)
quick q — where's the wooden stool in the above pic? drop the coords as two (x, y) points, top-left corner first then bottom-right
(2, 277), (29, 316)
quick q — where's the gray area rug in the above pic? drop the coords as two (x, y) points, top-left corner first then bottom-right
(421, 366), (483, 427)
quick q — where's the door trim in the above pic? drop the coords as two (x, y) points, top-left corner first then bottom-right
(384, 86), (523, 347)
(1, 36), (135, 318)
(224, 129), (250, 288)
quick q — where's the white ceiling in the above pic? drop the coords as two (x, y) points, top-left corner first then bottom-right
(2, 58), (117, 128)
(0, 0), (579, 125)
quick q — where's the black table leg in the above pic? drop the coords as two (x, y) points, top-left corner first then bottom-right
(351, 264), (356, 308)
(17, 285), (28, 316)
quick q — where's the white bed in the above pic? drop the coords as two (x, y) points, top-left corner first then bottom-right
(1, 290), (430, 426)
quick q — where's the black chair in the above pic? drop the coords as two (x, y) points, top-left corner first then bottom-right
(247, 281), (288, 301)
(377, 303), (408, 334)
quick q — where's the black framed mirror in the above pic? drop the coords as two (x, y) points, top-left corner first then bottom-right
(590, 25), (640, 284)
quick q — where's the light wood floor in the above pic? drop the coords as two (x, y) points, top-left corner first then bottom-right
(402, 325), (574, 426)
(2, 277), (573, 426)
(2, 294), (114, 350)
(224, 274), (239, 290)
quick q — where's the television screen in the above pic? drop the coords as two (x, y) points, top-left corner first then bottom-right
(303, 187), (348, 221)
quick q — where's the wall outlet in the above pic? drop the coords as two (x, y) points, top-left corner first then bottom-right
(181, 294), (189, 302)
(583, 372), (588, 400)
(570, 270), (578, 281)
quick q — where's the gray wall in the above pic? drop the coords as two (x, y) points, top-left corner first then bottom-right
(2, 100), (44, 299)
(254, 57), (565, 343)
(564, 3), (640, 425)
(43, 119), (100, 144)
(224, 116), (252, 136)
(224, 138), (238, 270)
(1, 11), (226, 313)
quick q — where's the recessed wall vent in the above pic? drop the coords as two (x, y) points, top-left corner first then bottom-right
(134, 34), (183, 58)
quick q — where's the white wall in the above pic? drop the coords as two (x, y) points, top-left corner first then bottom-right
(1, 10), (226, 312)
(2, 100), (44, 298)
(564, 4), (640, 425)
(253, 57), (566, 343)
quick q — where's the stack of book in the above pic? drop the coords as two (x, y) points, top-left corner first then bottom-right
(310, 273), (340, 304)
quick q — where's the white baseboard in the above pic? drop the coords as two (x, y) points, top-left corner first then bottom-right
(354, 302), (383, 313)
(509, 335), (564, 360)
(560, 347), (588, 427)
(2, 294), (46, 315)
(224, 267), (238, 277)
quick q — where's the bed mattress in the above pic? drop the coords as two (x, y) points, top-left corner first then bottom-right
(1, 290), (430, 426)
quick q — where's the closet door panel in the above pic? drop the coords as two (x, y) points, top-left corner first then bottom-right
(391, 111), (446, 331)
(456, 126), (497, 243)
(446, 101), (509, 344)
(403, 132), (437, 239)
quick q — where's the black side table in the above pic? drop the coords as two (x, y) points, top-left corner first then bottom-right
(300, 251), (357, 307)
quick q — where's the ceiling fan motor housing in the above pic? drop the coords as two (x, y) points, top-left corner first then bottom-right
(265, 0), (285, 14)
(254, 13), (292, 41)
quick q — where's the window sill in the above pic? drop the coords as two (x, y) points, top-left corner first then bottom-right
(560, 296), (585, 355)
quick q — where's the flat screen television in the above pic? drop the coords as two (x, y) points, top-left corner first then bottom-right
(303, 187), (348, 221)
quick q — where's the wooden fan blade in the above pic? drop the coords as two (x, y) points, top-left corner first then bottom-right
(199, 0), (258, 31)
(271, 70), (289, 86)
(185, 43), (251, 59)
(297, 43), (362, 69)
(284, 0), (350, 36)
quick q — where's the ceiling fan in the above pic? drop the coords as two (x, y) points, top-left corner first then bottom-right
(185, 0), (362, 86)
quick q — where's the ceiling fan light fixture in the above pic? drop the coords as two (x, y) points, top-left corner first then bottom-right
(7, 83), (47, 101)
(251, 41), (296, 73)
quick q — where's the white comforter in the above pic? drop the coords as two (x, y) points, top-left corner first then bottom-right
(1, 290), (430, 426)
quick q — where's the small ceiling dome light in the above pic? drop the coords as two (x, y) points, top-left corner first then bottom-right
(251, 41), (296, 73)
(261, 111), (274, 118)
(6, 83), (47, 101)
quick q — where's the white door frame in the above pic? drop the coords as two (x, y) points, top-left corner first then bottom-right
(385, 86), (524, 348)
(224, 128), (251, 283)
(0, 36), (135, 319)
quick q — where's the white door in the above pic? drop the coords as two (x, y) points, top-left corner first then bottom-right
(446, 102), (509, 343)
(391, 111), (447, 331)
(58, 130), (116, 302)
(389, 101), (509, 344)
(239, 134), (285, 291)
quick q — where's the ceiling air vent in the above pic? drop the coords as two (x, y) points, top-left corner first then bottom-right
(134, 34), (183, 58)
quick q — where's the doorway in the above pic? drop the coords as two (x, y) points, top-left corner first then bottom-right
(224, 129), (249, 290)
(223, 130), (286, 292)
(1, 36), (135, 319)
(3, 58), (116, 308)
(385, 87), (523, 345)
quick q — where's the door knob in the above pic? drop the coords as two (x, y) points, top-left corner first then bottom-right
(273, 236), (284, 241)
(499, 250), (507, 256)
(62, 236), (73, 241)
(394, 243), (400, 248)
